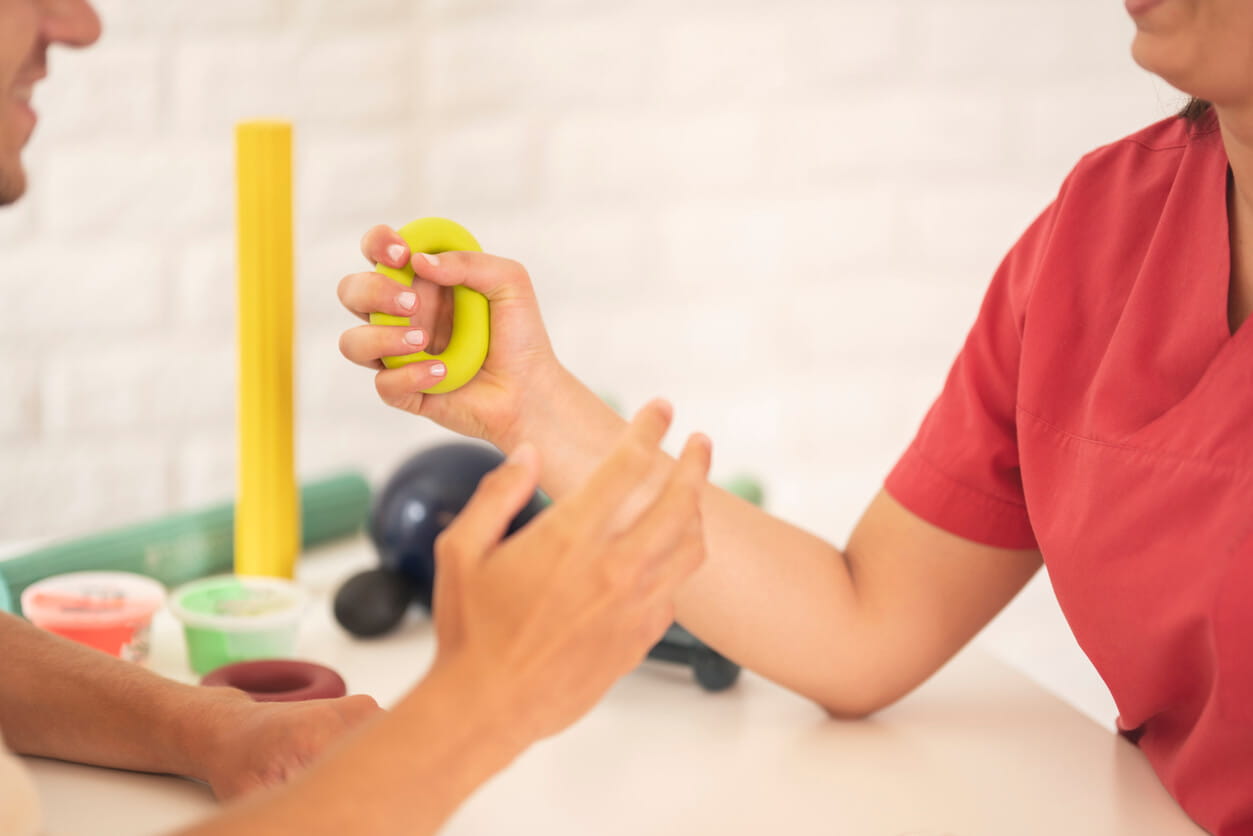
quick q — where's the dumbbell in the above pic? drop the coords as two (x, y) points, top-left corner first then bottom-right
(647, 623), (741, 692)
(336, 439), (762, 695)
(643, 473), (761, 691)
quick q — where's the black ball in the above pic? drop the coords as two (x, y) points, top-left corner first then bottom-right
(369, 443), (546, 610)
(333, 568), (415, 638)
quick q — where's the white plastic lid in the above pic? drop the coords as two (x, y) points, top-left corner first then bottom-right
(21, 571), (166, 628)
(168, 574), (308, 633)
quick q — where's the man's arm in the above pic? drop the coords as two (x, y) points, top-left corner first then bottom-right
(175, 658), (522, 836)
(180, 400), (712, 835)
(9, 401), (710, 834)
(0, 610), (519, 836)
(0, 611), (247, 778)
(0, 612), (380, 797)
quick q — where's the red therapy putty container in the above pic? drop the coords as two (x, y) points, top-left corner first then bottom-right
(21, 571), (166, 663)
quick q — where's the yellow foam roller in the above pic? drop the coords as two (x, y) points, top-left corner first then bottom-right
(235, 120), (298, 579)
(369, 218), (489, 394)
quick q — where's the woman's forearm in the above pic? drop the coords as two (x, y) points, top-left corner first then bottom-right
(675, 485), (865, 706)
(497, 367), (867, 711)
(496, 366), (1042, 717)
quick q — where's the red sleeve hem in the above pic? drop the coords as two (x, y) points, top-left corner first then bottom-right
(884, 446), (1038, 550)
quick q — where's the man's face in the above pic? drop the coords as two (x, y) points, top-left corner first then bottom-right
(0, 0), (101, 206)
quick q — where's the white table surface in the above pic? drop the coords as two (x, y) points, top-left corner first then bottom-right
(20, 538), (1204, 836)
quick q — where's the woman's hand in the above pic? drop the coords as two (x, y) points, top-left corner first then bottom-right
(337, 225), (565, 445)
(428, 398), (711, 746)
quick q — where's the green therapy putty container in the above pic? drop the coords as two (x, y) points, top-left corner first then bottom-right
(169, 575), (308, 674)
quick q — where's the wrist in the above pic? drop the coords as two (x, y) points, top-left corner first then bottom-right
(492, 361), (576, 453)
(494, 364), (626, 497)
(168, 685), (254, 783)
(397, 653), (530, 780)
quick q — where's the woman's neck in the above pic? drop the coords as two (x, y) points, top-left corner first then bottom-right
(1218, 105), (1253, 333)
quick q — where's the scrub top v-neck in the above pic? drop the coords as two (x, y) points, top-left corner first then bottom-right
(886, 115), (1252, 835)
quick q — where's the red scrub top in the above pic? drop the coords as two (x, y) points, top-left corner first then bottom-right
(885, 115), (1250, 835)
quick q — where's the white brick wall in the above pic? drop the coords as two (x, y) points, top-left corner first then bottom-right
(0, 0), (1183, 726)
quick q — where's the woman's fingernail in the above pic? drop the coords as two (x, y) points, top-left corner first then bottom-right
(387, 244), (407, 265)
(404, 329), (425, 346)
(397, 292), (417, 311)
(416, 252), (440, 267)
(430, 363), (447, 377)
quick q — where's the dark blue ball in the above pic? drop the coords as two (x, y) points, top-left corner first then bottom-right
(368, 443), (546, 609)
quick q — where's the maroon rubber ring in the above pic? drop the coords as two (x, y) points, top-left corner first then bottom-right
(200, 659), (348, 702)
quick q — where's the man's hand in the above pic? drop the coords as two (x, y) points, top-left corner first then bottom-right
(176, 401), (711, 836)
(429, 398), (712, 746)
(194, 690), (382, 800)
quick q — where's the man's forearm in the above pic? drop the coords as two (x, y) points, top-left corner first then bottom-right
(0, 612), (242, 779)
(179, 658), (524, 836)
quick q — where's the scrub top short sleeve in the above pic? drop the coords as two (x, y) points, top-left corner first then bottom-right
(881, 115), (1253, 835)
(884, 193), (1063, 551)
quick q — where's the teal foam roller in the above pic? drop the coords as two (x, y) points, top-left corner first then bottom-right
(0, 471), (371, 615)
(720, 474), (765, 507)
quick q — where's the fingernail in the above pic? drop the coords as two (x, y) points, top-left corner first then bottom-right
(398, 292), (417, 311)
(404, 329), (425, 346)
(416, 252), (440, 267)
(430, 362), (446, 377)
(387, 244), (407, 266)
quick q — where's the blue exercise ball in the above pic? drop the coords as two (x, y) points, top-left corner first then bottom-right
(335, 443), (546, 638)
(369, 442), (546, 609)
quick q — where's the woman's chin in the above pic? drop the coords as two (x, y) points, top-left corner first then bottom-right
(1130, 35), (1203, 95)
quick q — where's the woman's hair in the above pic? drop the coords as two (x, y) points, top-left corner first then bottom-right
(1180, 98), (1213, 121)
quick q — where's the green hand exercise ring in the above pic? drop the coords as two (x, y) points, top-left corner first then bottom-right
(369, 217), (490, 394)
